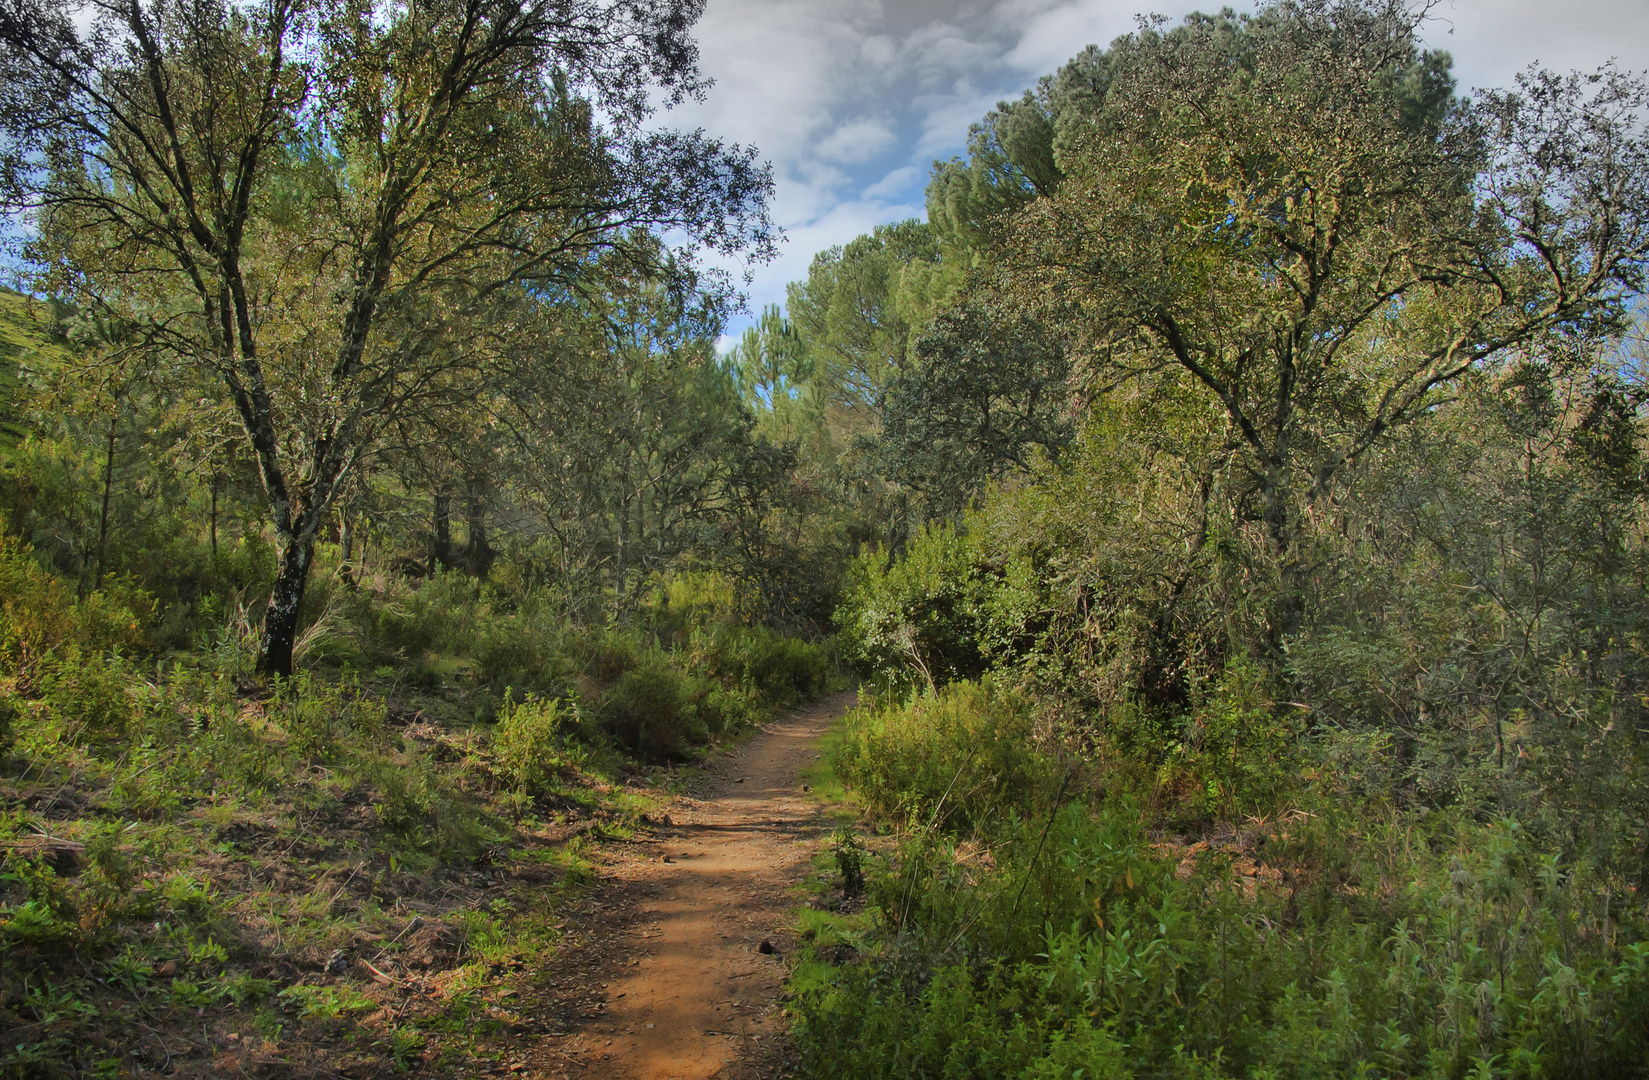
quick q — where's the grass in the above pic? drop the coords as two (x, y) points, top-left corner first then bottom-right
(782, 683), (1649, 1080)
(797, 705), (855, 808)
(0, 668), (665, 1077)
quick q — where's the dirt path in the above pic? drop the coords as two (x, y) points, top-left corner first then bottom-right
(525, 691), (854, 1080)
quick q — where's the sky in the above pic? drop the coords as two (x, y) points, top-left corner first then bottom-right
(657, 0), (1649, 350)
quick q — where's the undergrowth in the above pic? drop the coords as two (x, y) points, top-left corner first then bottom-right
(0, 533), (839, 1077)
(791, 679), (1649, 1080)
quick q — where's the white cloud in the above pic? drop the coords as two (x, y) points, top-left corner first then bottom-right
(665, 0), (1649, 341)
(862, 165), (924, 200)
(816, 117), (901, 164)
(1000, 0), (1143, 76)
(862, 33), (900, 68)
(1427, 0), (1649, 96)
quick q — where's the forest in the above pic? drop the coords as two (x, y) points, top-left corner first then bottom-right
(2, 0), (1649, 1076)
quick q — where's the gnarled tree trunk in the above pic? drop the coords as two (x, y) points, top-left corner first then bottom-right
(258, 538), (314, 680)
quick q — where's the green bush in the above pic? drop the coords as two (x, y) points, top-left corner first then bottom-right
(835, 678), (1056, 830)
(0, 529), (151, 686)
(836, 522), (992, 690)
(0, 692), (17, 755)
(268, 674), (385, 764)
(36, 648), (141, 742)
(795, 807), (1649, 1080)
(1098, 657), (1305, 826)
(692, 623), (833, 706)
(493, 693), (571, 794)
(600, 654), (704, 759)
(639, 571), (741, 643)
(353, 743), (493, 861)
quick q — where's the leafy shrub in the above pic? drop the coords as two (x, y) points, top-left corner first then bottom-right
(796, 808), (1649, 1080)
(1099, 657), (1304, 825)
(836, 522), (990, 690)
(36, 647), (140, 742)
(639, 571), (741, 643)
(0, 692), (17, 754)
(834, 678), (1056, 830)
(693, 623), (833, 706)
(269, 674), (385, 764)
(600, 654), (705, 759)
(0, 844), (82, 951)
(0, 898), (82, 950)
(493, 693), (571, 794)
(0, 529), (151, 690)
(353, 744), (492, 861)
(577, 627), (642, 685)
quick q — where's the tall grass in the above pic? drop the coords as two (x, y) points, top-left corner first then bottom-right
(803, 676), (1649, 1079)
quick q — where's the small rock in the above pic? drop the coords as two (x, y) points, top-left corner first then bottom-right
(758, 939), (777, 955)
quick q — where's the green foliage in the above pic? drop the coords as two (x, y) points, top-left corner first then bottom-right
(1132, 657), (1304, 825)
(278, 983), (376, 1022)
(785, 220), (946, 423)
(360, 744), (494, 860)
(0, 692), (15, 755)
(689, 622), (834, 706)
(493, 693), (572, 796)
(798, 782), (1649, 1080)
(0, 527), (151, 688)
(834, 679), (1054, 830)
(880, 290), (1073, 516)
(837, 522), (991, 689)
(831, 829), (866, 895)
(599, 652), (711, 759)
(267, 673), (387, 764)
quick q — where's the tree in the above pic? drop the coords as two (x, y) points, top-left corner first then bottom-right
(785, 220), (941, 434)
(997, 0), (1649, 650)
(496, 280), (769, 613)
(878, 286), (1074, 516)
(0, 0), (775, 676)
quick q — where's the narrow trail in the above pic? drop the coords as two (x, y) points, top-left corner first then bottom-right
(526, 691), (855, 1080)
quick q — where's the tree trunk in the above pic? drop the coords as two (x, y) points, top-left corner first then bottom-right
(614, 482), (630, 622)
(338, 508), (356, 589)
(1261, 467), (1304, 662)
(258, 538), (314, 680)
(209, 472), (220, 558)
(91, 415), (117, 592)
(462, 478), (493, 577)
(431, 490), (452, 571)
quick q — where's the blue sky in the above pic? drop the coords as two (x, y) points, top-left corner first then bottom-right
(659, 0), (1649, 349)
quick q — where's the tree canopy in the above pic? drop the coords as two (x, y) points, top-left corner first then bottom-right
(0, 0), (776, 674)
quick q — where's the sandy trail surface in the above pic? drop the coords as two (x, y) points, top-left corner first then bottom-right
(526, 691), (853, 1080)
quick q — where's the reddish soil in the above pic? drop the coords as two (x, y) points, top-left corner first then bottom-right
(523, 692), (853, 1080)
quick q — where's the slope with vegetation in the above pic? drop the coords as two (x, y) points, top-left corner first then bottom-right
(0, 0), (847, 1075)
(739, 2), (1649, 1078)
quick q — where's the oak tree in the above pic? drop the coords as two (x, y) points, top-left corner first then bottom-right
(998, 0), (1649, 647)
(0, 0), (775, 675)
